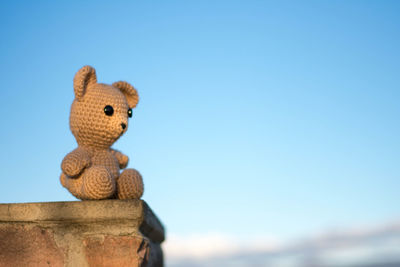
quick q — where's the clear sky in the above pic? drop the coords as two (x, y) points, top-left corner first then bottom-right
(0, 1), (399, 265)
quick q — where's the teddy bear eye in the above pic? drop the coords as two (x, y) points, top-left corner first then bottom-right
(128, 108), (132, 118)
(104, 105), (114, 116)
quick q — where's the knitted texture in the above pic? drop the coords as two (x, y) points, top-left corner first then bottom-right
(60, 65), (144, 200)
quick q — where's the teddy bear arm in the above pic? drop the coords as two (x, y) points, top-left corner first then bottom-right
(61, 148), (91, 177)
(110, 149), (129, 169)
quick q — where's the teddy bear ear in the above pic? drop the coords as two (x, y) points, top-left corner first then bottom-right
(73, 65), (97, 100)
(112, 81), (139, 108)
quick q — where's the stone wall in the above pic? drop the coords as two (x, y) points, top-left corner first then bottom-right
(0, 200), (164, 267)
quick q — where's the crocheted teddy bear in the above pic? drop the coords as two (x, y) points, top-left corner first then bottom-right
(60, 66), (144, 200)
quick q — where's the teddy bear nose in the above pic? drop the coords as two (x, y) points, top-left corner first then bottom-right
(121, 123), (126, 130)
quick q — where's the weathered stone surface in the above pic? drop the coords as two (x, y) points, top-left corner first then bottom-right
(0, 225), (64, 267)
(0, 200), (164, 267)
(0, 199), (143, 223)
(140, 202), (165, 243)
(83, 235), (149, 267)
(147, 241), (164, 267)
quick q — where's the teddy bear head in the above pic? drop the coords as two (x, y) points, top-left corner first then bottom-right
(70, 66), (139, 149)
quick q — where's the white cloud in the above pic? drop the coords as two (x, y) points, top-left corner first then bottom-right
(163, 232), (279, 260)
(163, 220), (400, 267)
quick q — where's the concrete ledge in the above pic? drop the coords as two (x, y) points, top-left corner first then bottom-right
(0, 200), (165, 267)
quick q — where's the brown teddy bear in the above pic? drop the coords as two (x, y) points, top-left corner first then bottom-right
(60, 66), (144, 200)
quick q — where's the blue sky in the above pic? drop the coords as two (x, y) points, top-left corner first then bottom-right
(0, 1), (399, 264)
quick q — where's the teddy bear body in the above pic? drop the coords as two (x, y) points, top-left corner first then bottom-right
(60, 66), (143, 200)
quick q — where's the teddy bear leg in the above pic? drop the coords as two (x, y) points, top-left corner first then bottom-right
(117, 169), (144, 199)
(81, 166), (116, 200)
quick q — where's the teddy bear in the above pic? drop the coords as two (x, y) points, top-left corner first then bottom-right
(60, 65), (144, 200)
